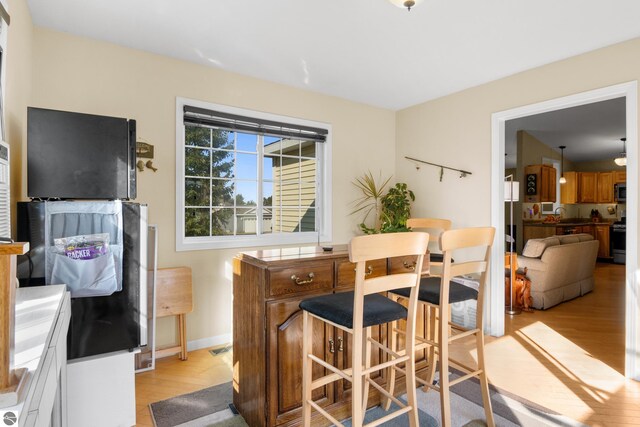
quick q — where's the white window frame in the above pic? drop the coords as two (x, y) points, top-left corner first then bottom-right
(175, 97), (332, 251)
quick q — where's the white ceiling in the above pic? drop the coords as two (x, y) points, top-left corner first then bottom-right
(505, 97), (626, 168)
(26, 0), (640, 110)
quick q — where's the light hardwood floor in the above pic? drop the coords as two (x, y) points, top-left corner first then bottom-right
(135, 263), (640, 426)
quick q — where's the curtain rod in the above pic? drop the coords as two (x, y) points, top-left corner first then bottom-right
(405, 156), (472, 181)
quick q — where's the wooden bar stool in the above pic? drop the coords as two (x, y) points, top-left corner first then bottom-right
(299, 232), (429, 427)
(407, 217), (452, 276)
(386, 227), (496, 427)
(155, 267), (193, 361)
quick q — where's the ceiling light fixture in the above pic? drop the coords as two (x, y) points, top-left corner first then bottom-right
(559, 145), (567, 184)
(614, 137), (627, 167)
(388, 0), (423, 11)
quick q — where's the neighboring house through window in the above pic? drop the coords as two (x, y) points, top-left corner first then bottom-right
(176, 98), (332, 250)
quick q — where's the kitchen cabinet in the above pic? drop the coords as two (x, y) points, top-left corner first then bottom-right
(523, 224), (556, 246)
(233, 246), (428, 427)
(524, 164), (557, 203)
(597, 172), (615, 203)
(614, 170), (627, 184)
(595, 224), (611, 258)
(578, 172), (598, 203)
(560, 171), (578, 204)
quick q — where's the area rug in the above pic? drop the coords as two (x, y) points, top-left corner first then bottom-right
(149, 380), (585, 427)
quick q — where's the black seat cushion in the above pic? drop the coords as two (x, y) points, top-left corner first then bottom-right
(429, 253), (453, 263)
(299, 292), (408, 329)
(392, 276), (478, 305)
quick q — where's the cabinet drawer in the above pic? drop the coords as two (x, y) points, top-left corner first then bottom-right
(268, 262), (333, 297)
(50, 296), (71, 373)
(388, 255), (429, 275)
(336, 258), (387, 288)
(29, 349), (58, 427)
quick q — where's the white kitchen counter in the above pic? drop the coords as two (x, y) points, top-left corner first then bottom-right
(3, 285), (70, 427)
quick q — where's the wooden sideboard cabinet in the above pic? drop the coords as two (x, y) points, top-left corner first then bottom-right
(233, 246), (428, 427)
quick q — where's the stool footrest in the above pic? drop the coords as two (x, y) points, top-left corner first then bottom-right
(308, 399), (344, 427)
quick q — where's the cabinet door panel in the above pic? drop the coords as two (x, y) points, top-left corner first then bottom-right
(597, 172), (614, 203)
(579, 172), (597, 203)
(267, 297), (334, 426)
(595, 225), (610, 258)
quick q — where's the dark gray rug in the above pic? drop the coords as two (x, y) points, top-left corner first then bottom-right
(150, 379), (581, 427)
(149, 382), (232, 427)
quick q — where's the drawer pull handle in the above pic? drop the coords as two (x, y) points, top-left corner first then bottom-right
(329, 338), (335, 353)
(403, 261), (416, 271)
(291, 272), (315, 285)
(353, 265), (374, 276)
(337, 336), (344, 352)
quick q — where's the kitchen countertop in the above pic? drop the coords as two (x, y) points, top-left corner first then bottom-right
(523, 220), (612, 227)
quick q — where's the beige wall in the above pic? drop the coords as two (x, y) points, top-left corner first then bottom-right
(396, 37), (640, 331)
(574, 158), (627, 172)
(5, 0), (32, 230)
(24, 28), (396, 346)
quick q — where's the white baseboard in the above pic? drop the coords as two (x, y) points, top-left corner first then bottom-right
(187, 333), (232, 352)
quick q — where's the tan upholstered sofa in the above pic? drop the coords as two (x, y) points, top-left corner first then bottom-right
(517, 233), (599, 309)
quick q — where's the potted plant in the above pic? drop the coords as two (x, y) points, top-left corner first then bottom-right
(351, 171), (415, 234)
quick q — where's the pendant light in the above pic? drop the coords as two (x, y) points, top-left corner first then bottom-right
(614, 138), (627, 167)
(388, 0), (424, 11)
(559, 145), (567, 184)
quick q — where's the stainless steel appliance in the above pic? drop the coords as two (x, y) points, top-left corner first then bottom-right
(615, 183), (626, 203)
(611, 218), (626, 264)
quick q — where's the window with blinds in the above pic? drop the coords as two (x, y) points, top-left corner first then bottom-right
(176, 99), (332, 250)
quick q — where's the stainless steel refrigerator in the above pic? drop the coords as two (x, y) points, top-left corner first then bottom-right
(17, 200), (148, 360)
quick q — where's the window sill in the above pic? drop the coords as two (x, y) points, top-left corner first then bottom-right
(176, 231), (330, 251)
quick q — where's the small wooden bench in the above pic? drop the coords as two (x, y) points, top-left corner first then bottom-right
(155, 267), (193, 360)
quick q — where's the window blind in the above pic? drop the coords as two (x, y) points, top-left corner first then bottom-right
(183, 105), (328, 143)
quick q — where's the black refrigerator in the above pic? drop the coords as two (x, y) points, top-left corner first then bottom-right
(17, 200), (148, 360)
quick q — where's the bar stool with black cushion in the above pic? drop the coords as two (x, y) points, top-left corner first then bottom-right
(300, 232), (429, 427)
(406, 217), (452, 276)
(385, 227), (496, 427)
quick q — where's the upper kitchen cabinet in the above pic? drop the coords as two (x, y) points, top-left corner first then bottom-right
(597, 172), (615, 203)
(561, 171), (578, 204)
(614, 170), (627, 184)
(524, 164), (557, 203)
(578, 172), (598, 203)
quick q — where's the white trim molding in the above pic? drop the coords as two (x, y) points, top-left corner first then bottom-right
(490, 81), (639, 380)
(175, 97), (332, 251)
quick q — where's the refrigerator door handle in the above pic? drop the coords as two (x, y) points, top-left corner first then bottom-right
(139, 206), (149, 347)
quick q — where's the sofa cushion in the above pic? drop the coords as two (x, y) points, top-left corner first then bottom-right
(522, 236), (560, 258)
(558, 235), (580, 245)
(576, 233), (594, 242)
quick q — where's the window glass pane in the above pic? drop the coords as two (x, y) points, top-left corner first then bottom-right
(281, 208), (301, 232)
(300, 181), (316, 209)
(236, 208), (257, 235)
(264, 136), (282, 155)
(262, 208), (274, 234)
(236, 181), (257, 206)
(271, 208), (281, 233)
(211, 149), (235, 178)
(263, 155), (277, 180)
(211, 179), (234, 206)
(237, 133), (258, 152)
(185, 208), (210, 237)
(185, 147), (210, 177)
(185, 126), (211, 148)
(300, 158), (317, 182)
(281, 181), (300, 208)
(300, 140), (316, 158)
(272, 181), (283, 207)
(236, 153), (257, 180)
(300, 208), (316, 232)
(262, 181), (273, 206)
(185, 178), (210, 207)
(211, 208), (234, 236)
(212, 129), (233, 150)
(280, 138), (300, 156)
(280, 157), (300, 182)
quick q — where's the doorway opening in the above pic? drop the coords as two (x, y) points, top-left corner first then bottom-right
(489, 82), (639, 380)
